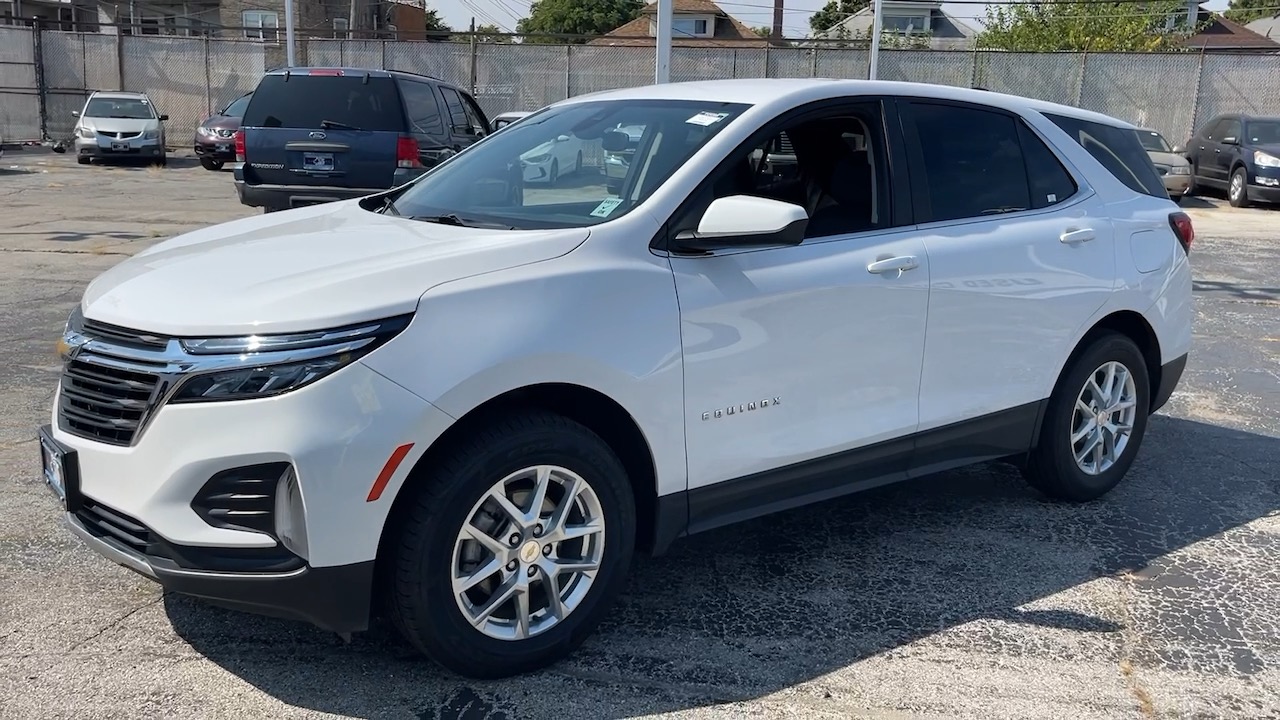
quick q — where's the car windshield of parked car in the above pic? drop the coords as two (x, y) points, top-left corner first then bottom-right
(85, 98), (155, 120)
(223, 94), (251, 118)
(1138, 130), (1171, 153)
(388, 99), (750, 230)
(1246, 120), (1280, 144)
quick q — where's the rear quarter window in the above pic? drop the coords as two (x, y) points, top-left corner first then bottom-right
(242, 74), (406, 132)
(1045, 113), (1166, 198)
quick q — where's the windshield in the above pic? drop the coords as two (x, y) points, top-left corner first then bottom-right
(84, 97), (155, 120)
(388, 99), (750, 230)
(223, 94), (251, 118)
(1137, 130), (1171, 153)
(1246, 120), (1280, 144)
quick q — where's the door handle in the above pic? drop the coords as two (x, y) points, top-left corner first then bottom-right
(867, 255), (919, 276)
(1059, 227), (1096, 244)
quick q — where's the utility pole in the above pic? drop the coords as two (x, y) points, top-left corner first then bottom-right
(655, 0), (671, 83)
(285, 0), (296, 66)
(771, 0), (782, 41)
(868, 0), (883, 80)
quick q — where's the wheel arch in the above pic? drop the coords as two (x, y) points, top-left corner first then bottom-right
(1032, 309), (1162, 446)
(373, 382), (666, 597)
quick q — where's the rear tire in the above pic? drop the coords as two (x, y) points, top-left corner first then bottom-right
(386, 411), (635, 679)
(1022, 332), (1151, 502)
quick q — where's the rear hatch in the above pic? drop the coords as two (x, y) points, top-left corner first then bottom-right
(240, 70), (407, 190)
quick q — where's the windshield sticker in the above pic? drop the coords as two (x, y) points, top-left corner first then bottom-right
(686, 111), (729, 127)
(590, 197), (624, 218)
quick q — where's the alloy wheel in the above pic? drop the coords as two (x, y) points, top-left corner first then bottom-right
(1070, 361), (1138, 475)
(1230, 172), (1244, 201)
(451, 465), (605, 641)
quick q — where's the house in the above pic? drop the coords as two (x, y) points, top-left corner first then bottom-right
(589, 0), (781, 48)
(1245, 13), (1280, 40)
(1175, 7), (1279, 50)
(813, 0), (976, 50)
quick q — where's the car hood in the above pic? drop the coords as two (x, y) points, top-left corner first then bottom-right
(1146, 150), (1189, 167)
(1253, 143), (1280, 157)
(201, 115), (242, 132)
(81, 201), (591, 337)
(80, 116), (158, 134)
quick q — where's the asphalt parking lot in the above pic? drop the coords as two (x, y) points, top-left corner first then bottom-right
(1, 148), (1278, 720)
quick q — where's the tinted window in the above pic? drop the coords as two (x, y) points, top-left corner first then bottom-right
(390, 99), (748, 230)
(242, 75), (405, 132)
(460, 93), (488, 133)
(223, 94), (251, 118)
(84, 97), (155, 119)
(910, 103), (1032, 221)
(1247, 119), (1280, 144)
(1136, 130), (1171, 153)
(1018, 123), (1078, 209)
(439, 87), (468, 132)
(399, 80), (444, 136)
(1046, 113), (1166, 198)
(1219, 118), (1242, 141)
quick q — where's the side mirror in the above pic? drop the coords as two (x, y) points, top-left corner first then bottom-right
(601, 130), (629, 153)
(159, 114), (169, 121)
(71, 110), (79, 117)
(678, 195), (808, 251)
(556, 134), (571, 143)
(1171, 144), (1185, 154)
(1222, 136), (1238, 145)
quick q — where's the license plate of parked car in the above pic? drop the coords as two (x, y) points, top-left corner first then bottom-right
(110, 141), (128, 152)
(303, 152), (334, 171)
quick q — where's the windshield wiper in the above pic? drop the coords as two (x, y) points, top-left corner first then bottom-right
(411, 214), (514, 230)
(377, 196), (401, 216)
(320, 119), (361, 130)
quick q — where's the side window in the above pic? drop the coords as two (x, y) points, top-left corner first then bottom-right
(690, 103), (892, 238)
(223, 94), (251, 118)
(439, 87), (469, 135)
(908, 102), (1031, 222)
(1204, 119), (1226, 140)
(1045, 113), (1166, 198)
(1017, 123), (1078, 209)
(460, 92), (489, 134)
(1219, 118), (1242, 142)
(399, 80), (444, 136)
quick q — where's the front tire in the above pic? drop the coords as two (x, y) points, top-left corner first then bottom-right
(1023, 332), (1151, 502)
(1228, 166), (1250, 208)
(200, 157), (223, 171)
(387, 411), (636, 678)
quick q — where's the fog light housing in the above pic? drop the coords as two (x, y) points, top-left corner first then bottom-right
(1257, 176), (1279, 187)
(275, 466), (309, 560)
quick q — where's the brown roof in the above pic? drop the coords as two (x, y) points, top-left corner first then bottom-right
(1179, 12), (1280, 49)
(588, 0), (778, 47)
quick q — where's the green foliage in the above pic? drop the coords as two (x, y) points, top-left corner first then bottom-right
(752, 25), (772, 37)
(472, 23), (511, 42)
(1224, 0), (1277, 25)
(810, 0), (870, 35)
(423, 8), (451, 33)
(516, 0), (645, 43)
(977, 0), (1198, 52)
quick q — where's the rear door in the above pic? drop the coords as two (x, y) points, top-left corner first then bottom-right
(396, 78), (453, 169)
(240, 70), (406, 190)
(438, 85), (486, 150)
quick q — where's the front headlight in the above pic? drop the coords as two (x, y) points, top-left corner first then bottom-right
(143, 129), (160, 140)
(197, 126), (215, 137)
(1170, 165), (1191, 175)
(77, 126), (95, 139)
(171, 314), (412, 403)
(522, 153), (551, 165)
(1254, 151), (1280, 168)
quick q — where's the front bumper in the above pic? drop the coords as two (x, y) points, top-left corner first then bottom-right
(194, 137), (235, 161)
(1163, 173), (1190, 197)
(75, 136), (165, 159)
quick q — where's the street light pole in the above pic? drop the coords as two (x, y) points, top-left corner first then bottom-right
(655, 0), (672, 83)
(868, 0), (883, 80)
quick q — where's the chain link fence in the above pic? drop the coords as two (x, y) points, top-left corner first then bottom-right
(4, 24), (1280, 151)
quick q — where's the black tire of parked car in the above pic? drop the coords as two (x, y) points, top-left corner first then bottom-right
(384, 411), (636, 679)
(1229, 166), (1250, 208)
(1022, 331), (1151, 502)
(201, 157), (223, 171)
(77, 156), (89, 165)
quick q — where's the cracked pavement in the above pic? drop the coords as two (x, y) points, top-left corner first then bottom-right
(1, 150), (1278, 720)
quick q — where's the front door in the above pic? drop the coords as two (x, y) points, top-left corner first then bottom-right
(669, 102), (930, 526)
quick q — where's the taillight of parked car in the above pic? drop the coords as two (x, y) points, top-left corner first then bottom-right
(234, 130), (246, 163)
(1168, 211), (1194, 255)
(396, 136), (422, 169)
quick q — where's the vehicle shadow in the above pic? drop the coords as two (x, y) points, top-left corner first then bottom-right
(164, 414), (1279, 719)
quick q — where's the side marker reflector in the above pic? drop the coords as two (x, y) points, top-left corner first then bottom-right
(367, 443), (415, 502)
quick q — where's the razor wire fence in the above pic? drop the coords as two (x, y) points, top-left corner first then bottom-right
(4, 21), (1280, 152)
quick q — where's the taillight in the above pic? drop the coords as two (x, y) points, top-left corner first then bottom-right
(234, 129), (246, 163)
(1168, 211), (1194, 255)
(396, 136), (421, 169)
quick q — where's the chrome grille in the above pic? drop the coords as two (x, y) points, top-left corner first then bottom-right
(97, 130), (142, 140)
(214, 128), (234, 138)
(59, 360), (160, 446)
(81, 317), (168, 350)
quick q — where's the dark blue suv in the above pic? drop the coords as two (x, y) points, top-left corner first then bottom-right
(233, 67), (492, 213)
(1181, 113), (1280, 208)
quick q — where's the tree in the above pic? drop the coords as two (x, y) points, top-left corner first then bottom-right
(977, 1), (1197, 52)
(1224, 0), (1277, 24)
(516, 0), (644, 43)
(752, 25), (772, 37)
(809, 0), (869, 36)
(419, 7), (452, 41)
(473, 23), (512, 42)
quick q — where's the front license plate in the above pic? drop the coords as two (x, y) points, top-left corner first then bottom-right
(303, 152), (334, 171)
(38, 426), (67, 504)
(110, 141), (129, 152)
(215, 143), (230, 153)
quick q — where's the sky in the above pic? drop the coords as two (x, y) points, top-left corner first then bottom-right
(429, 0), (1232, 38)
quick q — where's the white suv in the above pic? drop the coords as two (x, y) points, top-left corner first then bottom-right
(39, 79), (1193, 678)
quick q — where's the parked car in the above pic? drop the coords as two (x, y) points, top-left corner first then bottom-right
(491, 111), (531, 130)
(1178, 113), (1280, 207)
(519, 131), (585, 184)
(71, 91), (168, 166)
(194, 91), (251, 171)
(1136, 127), (1191, 201)
(40, 79), (1191, 680)
(233, 67), (491, 213)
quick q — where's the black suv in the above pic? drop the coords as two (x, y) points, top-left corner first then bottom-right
(1180, 113), (1280, 208)
(233, 68), (492, 213)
